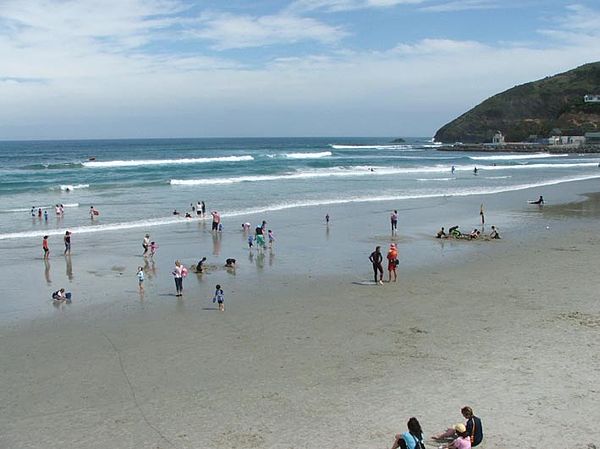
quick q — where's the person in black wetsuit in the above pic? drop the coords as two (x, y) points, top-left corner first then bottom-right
(369, 246), (384, 285)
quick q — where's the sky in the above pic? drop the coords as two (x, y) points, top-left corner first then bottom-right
(0, 0), (599, 139)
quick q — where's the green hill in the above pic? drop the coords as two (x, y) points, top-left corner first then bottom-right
(434, 62), (600, 143)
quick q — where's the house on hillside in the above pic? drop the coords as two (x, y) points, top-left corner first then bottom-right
(585, 132), (600, 142)
(548, 135), (586, 146)
(584, 94), (600, 103)
(491, 131), (505, 145)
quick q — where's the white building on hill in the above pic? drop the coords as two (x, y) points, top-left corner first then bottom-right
(584, 94), (600, 103)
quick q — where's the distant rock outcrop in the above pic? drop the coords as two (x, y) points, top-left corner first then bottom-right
(434, 62), (600, 143)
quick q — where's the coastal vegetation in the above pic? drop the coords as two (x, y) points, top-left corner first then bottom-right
(434, 62), (600, 143)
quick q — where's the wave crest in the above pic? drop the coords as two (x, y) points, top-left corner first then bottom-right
(82, 155), (254, 168)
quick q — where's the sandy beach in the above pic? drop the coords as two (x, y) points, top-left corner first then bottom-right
(1, 188), (600, 448)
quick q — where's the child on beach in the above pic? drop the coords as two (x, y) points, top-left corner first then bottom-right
(433, 406), (483, 448)
(52, 288), (72, 303)
(268, 229), (275, 247)
(150, 241), (158, 257)
(42, 235), (49, 259)
(248, 234), (254, 249)
(136, 266), (145, 292)
(213, 284), (225, 311)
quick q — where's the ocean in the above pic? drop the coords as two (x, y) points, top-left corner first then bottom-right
(1, 137), (599, 241)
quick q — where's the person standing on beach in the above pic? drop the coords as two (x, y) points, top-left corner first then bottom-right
(172, 260), (186, 297)
(137, 266), (145, 293)
(211, 211), (220, 231)
(42, 235), (50, 259)
(479, 204), (485, 227)
(196, 201), (202, 216)
(201, 201), (206, 216)
(90, 206), (98, 220)
(326, 213), (330, 224)
(255, 226), (266, 250)
(64, 231), (71, 255)
(142, 234), (150, 257)
(391, 210), (398, 234)
(44, 210), (48, 222)
(387, 243), (398, 282)
(369, 246), (384, 285)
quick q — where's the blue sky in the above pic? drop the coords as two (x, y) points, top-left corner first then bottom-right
(0, 0), (599, 139)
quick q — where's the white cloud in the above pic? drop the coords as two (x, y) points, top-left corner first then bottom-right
(420, 0), (497, 13)
(287, 0), (425, 13)
(191, 12), (347, 50)
(0, 1), (599, 138)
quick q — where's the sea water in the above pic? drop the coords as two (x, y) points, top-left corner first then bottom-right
(1, 137), (599, 241)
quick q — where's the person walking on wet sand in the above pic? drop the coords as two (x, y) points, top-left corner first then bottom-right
(391, 210), (398, 234)
(63, 231), (71, 255)
(211, 211), (220, 231)
(142, 234), (150, 257)
(369, 246), (384, 285)
(136, 266), (145, 293)
(42, 235), (49, 259)
(172, 260), (187, 297)
(213, 284), (225, 311)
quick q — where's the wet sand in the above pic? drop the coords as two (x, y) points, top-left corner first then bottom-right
(1, 190), (600, 448)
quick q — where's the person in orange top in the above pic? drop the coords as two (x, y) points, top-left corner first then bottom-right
(387, 243), (398, 282)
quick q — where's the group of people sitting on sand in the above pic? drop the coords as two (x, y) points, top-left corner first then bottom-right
(390, 406), (483, 449)
(436, 225), (500, 240)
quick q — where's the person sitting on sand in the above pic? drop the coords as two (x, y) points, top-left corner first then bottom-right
(52, 288), (72, 303)
(489, 226), (500, 239)
(436, 227), (447, 238)
(439, 424), (471, 449)
(196, 257), (207, 273)
(433, 406), (483, 447)
(448, 225), (461, 238)
(225, 258), (236, 268)
(469, 229), (480, 239)
(390, 417), (425, 449)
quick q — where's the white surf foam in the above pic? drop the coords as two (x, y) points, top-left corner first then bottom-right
(1, 203), (80, 213)
(170, 161), (600, 186)
(3, 174), (600, 241)
(470, 153), (568, 161)
(329, 144), (416, 150)
(60, 184), (89, 191)
(416, 178), (453, 181)
(283, 151), (332, 159)
(82, 155), (254, 168)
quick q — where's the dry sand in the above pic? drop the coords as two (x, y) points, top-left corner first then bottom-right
(1, 202), (600, 449)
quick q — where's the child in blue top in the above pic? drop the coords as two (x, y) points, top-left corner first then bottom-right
(213, 284), (225, 311)
(247, 234), (254, 249)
